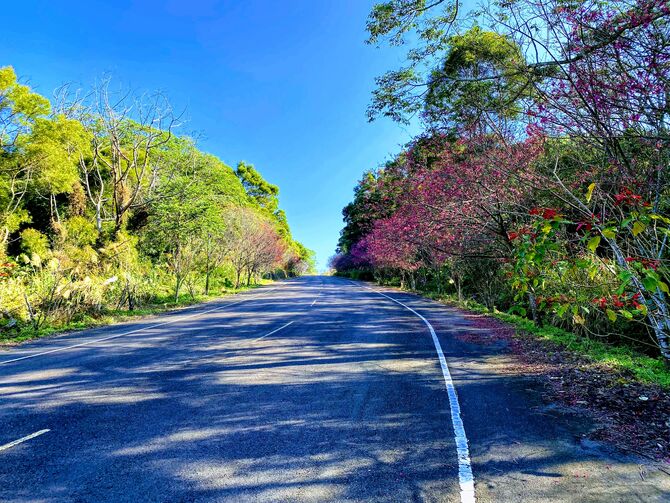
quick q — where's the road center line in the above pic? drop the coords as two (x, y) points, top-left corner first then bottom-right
(251, 321), (294, 343)
(353, 281), (476, 503)
(0, 429), (50, 452)
(0, 288), (276, 366)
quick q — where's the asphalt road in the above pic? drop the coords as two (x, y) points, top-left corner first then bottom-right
(0, 276), (668, 502)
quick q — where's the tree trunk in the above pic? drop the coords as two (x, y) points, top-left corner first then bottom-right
(126, 278), (134, 311)
(528, 291), (539, 324)
(0, 227), (9, 258)
(204, 246), (211, 296)
(174, 276), (182, 303)
(607, 238), (670, 361)
(650, 290), (670, 362)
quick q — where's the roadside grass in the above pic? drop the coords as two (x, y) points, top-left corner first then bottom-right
(0, 282), (270, 346)
(422, 292), (670, 388)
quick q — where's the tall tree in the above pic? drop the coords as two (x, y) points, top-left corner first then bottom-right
(235, 161), (279, 213)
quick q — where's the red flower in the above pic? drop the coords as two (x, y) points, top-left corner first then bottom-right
(641, 259), (660, 271)
(542, 208), (559, 220)
(592, 297), (608, 308)
(613, 188), (643, 207)
(612, 295), (625, 308)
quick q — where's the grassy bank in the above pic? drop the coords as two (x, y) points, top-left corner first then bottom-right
(418, 291), (670, 388)
(0, 282), (269, 347)
(341, 273), (670, 387)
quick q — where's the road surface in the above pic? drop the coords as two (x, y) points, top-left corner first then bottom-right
(0, 276), (668, 502)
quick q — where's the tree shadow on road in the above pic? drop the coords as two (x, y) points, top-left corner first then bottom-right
(0, 277), (667, 502)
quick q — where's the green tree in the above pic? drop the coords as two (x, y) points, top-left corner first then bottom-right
(0, 66), (51, 255)
(0, 66), (311, 336)
(144, 173), (219, 301)
(236, 161), (279, 213)
(424, 27), (531, 131)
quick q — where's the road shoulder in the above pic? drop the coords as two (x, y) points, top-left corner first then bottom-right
(351, 280), (670, 502)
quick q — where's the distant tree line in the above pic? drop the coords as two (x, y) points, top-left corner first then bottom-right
(332, 0), (670, 361)
(0, 66), (315, 333)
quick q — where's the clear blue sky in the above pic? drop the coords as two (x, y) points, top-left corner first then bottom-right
(1, 0), (420, 270)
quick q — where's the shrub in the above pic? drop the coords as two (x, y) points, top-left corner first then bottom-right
(20, 228), (49, 257)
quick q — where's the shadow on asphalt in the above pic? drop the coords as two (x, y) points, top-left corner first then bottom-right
(0, 277), (667, 502)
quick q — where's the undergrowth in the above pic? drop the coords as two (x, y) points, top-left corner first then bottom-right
(423, 292), (670, 388)
(0, 283), (267, 346)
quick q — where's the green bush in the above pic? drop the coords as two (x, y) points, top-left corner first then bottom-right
(63, 216), (98, 247)
(20, 228), (49, 257)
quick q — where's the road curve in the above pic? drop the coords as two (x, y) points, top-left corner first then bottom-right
(0, 276), (667, 502)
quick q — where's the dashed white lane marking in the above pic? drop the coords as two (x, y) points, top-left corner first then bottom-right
(251, 321), (294, 343)
(0, 429), (50, 452)
(353, 281), (476, 503)
(0, 289), (276, 366)
(310, 295), (320, 307)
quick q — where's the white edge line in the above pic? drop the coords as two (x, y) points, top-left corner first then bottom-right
(0, 429), (50, 452)
(353, 281), (476, 503)
(251, 321), (294, 343)
(0, 288), (276, 366)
